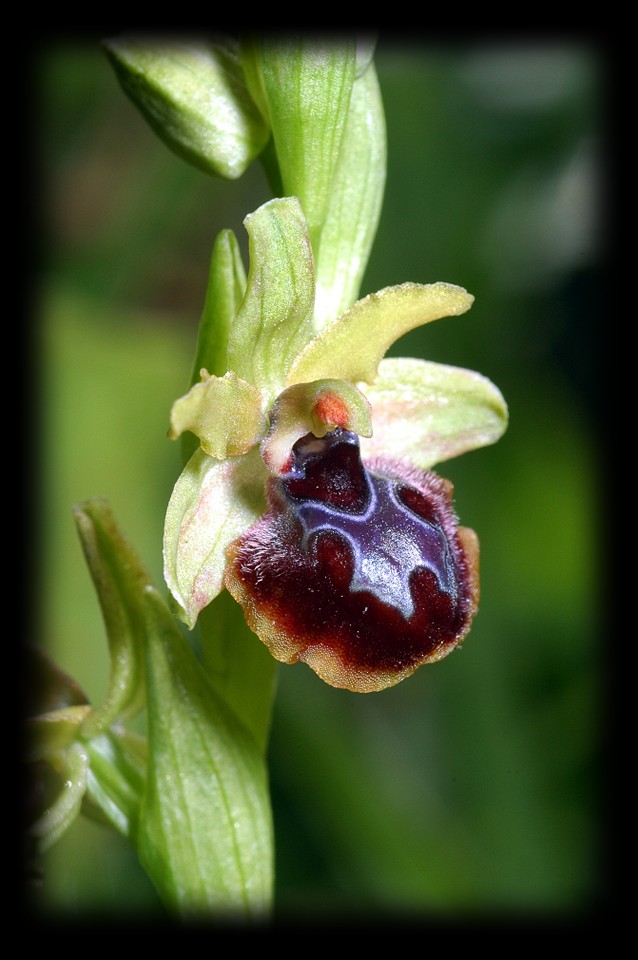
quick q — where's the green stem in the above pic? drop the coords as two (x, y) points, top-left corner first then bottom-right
(198, 591), (278, 755)
(258, 136), (284, 198)
(82, 729), (147, 840)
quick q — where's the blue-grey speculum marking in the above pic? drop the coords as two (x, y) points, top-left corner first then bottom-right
(294, 465), (457, 620)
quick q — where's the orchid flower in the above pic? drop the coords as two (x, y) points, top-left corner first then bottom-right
(163, 196), (507, 693)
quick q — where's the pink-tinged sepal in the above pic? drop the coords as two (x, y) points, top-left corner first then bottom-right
(225, 428), (479, 693)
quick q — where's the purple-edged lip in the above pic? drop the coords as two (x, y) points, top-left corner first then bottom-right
(225, 428), (479, 692)
(284, 431), (456, 619)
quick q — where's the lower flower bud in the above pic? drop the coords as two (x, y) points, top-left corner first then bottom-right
(225, 428), (479, 692)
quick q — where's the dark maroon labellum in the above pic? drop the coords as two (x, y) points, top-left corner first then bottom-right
(225, 428), (479, 692)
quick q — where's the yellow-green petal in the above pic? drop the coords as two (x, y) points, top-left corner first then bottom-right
(360, 357), (509, 470)
(168, 370), (267, 460)
(288, 281), (474, 386)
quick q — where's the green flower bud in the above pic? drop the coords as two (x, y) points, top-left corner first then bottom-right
(103, 36), (269, 179)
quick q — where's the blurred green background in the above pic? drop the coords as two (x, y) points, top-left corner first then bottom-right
(35, 38), (603, 922)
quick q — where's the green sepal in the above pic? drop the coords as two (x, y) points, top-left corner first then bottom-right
(257, 38), (357, 251)
(227, 197), (315, 401)
(103, 36), (269, 179)
(138, 586), (273, 920)
(72, 498), (151, 736)
(360, 357), (509, 469)
(313, 60), (386, 332)
(182, 228), (247, 464)
(190, 228), (247, 383)
(163, 446), (266, 629)
(168, 370), (267, 460)
(261, 378), (372, 474)
(289, 281), (475, 386)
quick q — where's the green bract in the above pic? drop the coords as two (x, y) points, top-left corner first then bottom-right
(311, 57), (386, 329)
(255, 39), (356, 250)
(163, 196), (508, 630)
(138, 588), (272, 919)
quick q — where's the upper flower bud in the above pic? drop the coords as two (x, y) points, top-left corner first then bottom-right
(103, 36), (269, 179)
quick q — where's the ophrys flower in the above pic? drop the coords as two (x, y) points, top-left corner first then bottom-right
(163, 197), (507, 692)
